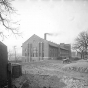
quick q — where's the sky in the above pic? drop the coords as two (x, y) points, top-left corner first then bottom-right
(2, 0), (88, 54)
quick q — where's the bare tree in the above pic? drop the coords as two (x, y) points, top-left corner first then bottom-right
(73, 31), (88, 59)
(0, 0), (20, 40)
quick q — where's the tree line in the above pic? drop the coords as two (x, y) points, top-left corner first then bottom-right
(73, 31), (88, 59)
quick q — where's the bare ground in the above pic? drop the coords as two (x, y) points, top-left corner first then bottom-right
(13, 60), (88, 88)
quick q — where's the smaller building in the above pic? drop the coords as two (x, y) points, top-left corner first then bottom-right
(59, 43), (71, 59)
(71, 51), (81, 60)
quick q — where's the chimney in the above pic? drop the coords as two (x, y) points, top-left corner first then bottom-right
(44, 33), (47, 40)
(44, 33), (53, 40)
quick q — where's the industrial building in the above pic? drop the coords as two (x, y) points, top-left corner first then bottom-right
(22, 34), (71, 62)
(59, 43), (71, 59)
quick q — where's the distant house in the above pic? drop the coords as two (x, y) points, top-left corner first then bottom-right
(71, 51), (81, 59)
(71, 51), (77, 58)
(22, 34), (71, 62)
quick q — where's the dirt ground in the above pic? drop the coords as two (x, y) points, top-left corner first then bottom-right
(13, 60), (88, 88)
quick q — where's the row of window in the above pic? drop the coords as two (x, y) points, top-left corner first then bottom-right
(60, 50), (69, 54)
(25, 50), (44, 57)
(49, 45), (58, 57)
(24, 42), (44, 57)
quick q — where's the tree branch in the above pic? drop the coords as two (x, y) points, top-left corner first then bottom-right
(0, 0), (21, 39)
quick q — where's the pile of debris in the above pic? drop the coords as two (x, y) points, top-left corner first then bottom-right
(61, 76), (88, 88)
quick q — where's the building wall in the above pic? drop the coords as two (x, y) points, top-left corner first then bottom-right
(43, 41), (49, 60)
(22, 35), (49, 62)
(22, 35), (72, 62)
(59, 48), (70, 58)
(49, 45), (58, 60)
(0, 42), (8, 85)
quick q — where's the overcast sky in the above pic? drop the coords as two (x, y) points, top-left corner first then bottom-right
(2, 0), (88, 54)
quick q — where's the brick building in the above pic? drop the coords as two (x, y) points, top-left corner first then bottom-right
(22, 34), (71, 62)
(59, 43), (71, 59)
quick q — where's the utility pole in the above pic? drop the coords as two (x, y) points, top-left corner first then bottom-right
(14, 46), (17, 62)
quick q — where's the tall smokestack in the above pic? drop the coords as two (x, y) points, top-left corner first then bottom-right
(44, 33), (53, 40)
(44, 33), (47, 40)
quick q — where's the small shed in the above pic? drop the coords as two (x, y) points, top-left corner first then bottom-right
(11, 63), (22, 78)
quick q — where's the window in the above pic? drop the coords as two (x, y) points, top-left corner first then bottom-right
(33, 53), (34, 57)
(42, 50), (44, 57)
(28, 52), (29, 56)
(39, 42), (44, 57)
(25, 53), (27, 56)
(25, 48), (27, 52)
(39, 42), (41, 57)
(32, 47), (38, 57)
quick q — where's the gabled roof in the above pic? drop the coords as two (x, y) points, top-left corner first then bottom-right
(22, 34), (42, 45)
(22, 34), (70, 50)
(48, 41), (59, 47)
(22, 34), (59, 47)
